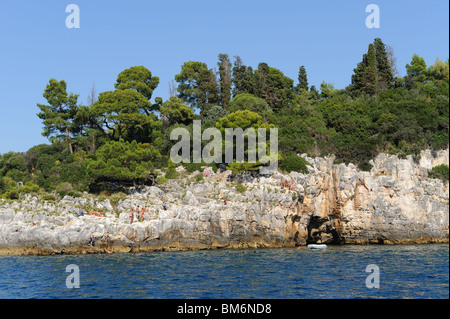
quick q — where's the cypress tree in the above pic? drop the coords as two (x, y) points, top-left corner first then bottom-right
(232, 56), (255, 97)
(297, 65), (309, 92)
(351, 54), (367, 95)
(374, 38), (394, 92)
(217, 53), (232, 110)
(364, 43), (378, 95)
(350, 38), (395, 96)
(255, 62), (270, 99)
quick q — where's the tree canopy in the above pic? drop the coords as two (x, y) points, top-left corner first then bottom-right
(2, 37), (448, 198)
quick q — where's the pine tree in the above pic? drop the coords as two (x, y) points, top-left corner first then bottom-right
(37, 79), (79, 153)
(175, 61), (219, 114)
(405, 54), (428, 89)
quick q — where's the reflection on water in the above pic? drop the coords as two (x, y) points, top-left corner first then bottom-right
(0, 244), (448, 299)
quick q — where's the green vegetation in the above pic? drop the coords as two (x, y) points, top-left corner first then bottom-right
(1, 38), (448, 198)
(234, 183), (247, 194)
(429, 165), (449, 181)
(85, 139), (160, 182)
(279, 152), (310, 174)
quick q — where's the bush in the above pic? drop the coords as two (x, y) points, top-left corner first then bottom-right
(67, 191), (82, 198)
(165, 159), (180, 179)
(182, 162), (204, 173)
(3, 188), (19, 199)
(42, 194), (56, 201)
(195, 174), (203, 182)
(227, 161), (262, 175)
(109, 192), (127, 206)
(2, 181), (40, 199)
(429, 164), (449, 181)
(279, 152), (310, 174)
(56, 182), (73, 194)
(99, 190), (112, 197)
(358, 162), (373, 172)
(156, 176), (168, 184)
(235, 183), (246, 194)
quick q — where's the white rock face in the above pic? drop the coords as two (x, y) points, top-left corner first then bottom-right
(0, 149), (448, 255)
(419, 149), (449, 170)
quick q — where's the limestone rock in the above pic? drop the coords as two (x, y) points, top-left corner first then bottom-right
(0, 148), (448, 255)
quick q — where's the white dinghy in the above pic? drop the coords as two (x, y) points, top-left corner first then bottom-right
(307, 244), (328, 250)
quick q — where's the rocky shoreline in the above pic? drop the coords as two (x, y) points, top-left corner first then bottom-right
(0, 149), (448, 256)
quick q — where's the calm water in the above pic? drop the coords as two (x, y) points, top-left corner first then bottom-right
(0, 244), (448, 299)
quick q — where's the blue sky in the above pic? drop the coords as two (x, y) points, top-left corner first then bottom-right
(0, 0), (448, 154)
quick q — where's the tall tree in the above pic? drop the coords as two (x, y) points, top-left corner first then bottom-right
(297, 65), (309, 92)
(217, 53), (232, 110)
(114, 66), (160, 115)
(351, 39), (395, 96)
(253, 63), (294, 111)
(90, 89), (155, 141)
(374, 38), (394, 92)
(115, 66), (159, 101)
(350, 53), (367, 95)
(37, 79), (79, 153)
(364, 43), (378, 95)
(231, 56), (255, 97)
(254, 62), (271, 101)
(175, 61), (219, 114)
(351, 43), (377, 95)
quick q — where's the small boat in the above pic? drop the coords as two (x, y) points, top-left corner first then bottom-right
(307, 244), (327, 250)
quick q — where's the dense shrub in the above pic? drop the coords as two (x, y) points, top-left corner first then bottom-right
(429, 164), (449, 181)
(279, 152), (310, 174)
(2, 180), (40, 199)
(85, 140), (160, 182)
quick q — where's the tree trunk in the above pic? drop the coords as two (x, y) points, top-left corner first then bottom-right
(65, 127), (73, 154)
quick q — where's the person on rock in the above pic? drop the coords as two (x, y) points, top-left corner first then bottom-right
(89, 232), (95, 247)
(129, 209), (134, 224)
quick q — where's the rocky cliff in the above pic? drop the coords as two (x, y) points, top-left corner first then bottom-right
(0, 149), (448, 255)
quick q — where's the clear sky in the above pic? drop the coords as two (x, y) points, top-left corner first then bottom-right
(0, 0), (448, 154)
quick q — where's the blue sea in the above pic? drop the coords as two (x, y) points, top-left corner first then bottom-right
(0, 244), (448, 299)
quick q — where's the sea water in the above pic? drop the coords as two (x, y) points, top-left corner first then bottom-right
(0, 244), (448, 299)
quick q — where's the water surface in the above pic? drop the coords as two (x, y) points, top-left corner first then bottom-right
(0, 244), (448, 299)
